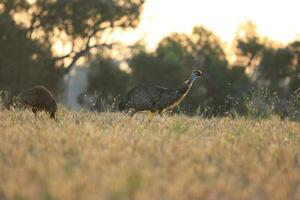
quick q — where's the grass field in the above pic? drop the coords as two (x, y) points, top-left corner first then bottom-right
(0, 108), (300, 200)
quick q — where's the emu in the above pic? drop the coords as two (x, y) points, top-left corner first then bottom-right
(118, 70), (203, 118)
(16, 86), (58, 120)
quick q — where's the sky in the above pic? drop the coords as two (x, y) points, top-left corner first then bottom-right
(115, 0), (300, 50)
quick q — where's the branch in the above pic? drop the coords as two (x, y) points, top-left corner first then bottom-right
(246, 53), (256, 68)
(58, 20), (114, 74)
(27, 6), (47, 37)
(84, 20), (113, 49)
(62, 43), (114, 74)
(53, 50), (74, 61)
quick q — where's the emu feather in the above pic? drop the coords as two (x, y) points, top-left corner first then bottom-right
(16, 86), (58, 120)
(118, 70), (203, 117)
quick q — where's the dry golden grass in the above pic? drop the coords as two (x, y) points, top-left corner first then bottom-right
(0, 108), (300, 200)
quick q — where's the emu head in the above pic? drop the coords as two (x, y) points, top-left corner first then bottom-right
(190, 70), (203, 82)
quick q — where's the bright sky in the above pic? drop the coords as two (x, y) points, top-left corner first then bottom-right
(115, 0), (300, 50)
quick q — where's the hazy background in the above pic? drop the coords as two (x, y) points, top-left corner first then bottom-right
(1, 0), (300, 117)
(118, 0), (300, 50)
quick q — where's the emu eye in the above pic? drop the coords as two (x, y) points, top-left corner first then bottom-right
(194, 71), (201, 76)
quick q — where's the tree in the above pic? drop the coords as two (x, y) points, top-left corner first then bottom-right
(234, 22), (300, 96)
(23, 0), (144, 72)
(130, 33), (193, 88)
(286, 41), (300, 92)
(129, 26), (252, 116)
(257, 47), (293, 93)
(0, 0), (145, 96)
(0, 11), (60, 95)
(233, 21), (266, 73)
(233, 21), (300, 118)
(85, 57), (130, 111)
(189, 26), (251, 116)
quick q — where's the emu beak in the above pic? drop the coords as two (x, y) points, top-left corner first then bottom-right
(193, 70), (203, 78)
(199, 71), (203, 77)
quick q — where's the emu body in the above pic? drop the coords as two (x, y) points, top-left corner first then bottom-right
(17, 86), (57, 119)
(118, 70), (203, 117)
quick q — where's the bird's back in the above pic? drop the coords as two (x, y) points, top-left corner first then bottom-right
(17, 86), (57, 111)
(119, 70), (202, 114)
(128, 85), (157, 111)
(121, 84), (177, 112)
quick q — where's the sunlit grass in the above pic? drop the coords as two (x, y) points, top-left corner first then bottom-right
(0, 108), (300, 200)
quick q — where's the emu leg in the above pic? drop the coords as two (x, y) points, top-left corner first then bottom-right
(32, 107), (38, 117)
(147, 111), (155, 122)
(158, 110), (163, 117)
(50, 112), (57, 121)
(129, 110), (137, 117)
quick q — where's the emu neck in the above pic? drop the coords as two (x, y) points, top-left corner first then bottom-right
(173, 77), (196, 103)
(180, 77), (196, 94)
(161, 76), (197, 112)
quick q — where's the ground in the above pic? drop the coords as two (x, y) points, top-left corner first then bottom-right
(0, 109), (300, 200)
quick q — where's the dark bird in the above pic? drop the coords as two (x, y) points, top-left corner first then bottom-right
(118, 70), (203, 118)
(16, 86), (58, 120)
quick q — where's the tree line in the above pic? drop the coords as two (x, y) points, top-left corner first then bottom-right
(87, 23), (300, 118)
(1, 1), (300, 117)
